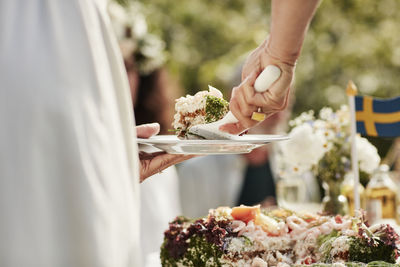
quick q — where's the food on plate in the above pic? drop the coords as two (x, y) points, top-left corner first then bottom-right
(161, 205), (400, 266)
(172, 86), (229, 138)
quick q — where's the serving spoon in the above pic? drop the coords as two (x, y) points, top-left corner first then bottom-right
(188, 65), (282, 140)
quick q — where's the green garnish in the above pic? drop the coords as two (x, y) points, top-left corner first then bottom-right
(348, 236), (397, 263)
(205, 95), (229, 123)
(318, 230), (340, 262)
(161, 235), (223, 267)
(318, 230), (340, 246)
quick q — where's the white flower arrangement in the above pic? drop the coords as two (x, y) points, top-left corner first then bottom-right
(279, 123), (327, 174)
(278, 105), (380, 182)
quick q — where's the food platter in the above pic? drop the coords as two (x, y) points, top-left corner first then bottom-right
(137, 134), (289, 155)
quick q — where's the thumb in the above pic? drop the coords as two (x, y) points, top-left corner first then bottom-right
(136, 123), (160, 138)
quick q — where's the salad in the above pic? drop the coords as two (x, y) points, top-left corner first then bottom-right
(161, 205), (400, 266)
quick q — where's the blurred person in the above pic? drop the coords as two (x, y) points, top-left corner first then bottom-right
(236, 113), (286, 207)
(125, 63), (179, 135)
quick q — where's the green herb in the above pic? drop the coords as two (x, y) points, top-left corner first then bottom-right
(348, 236), (397, 263)
(345, 263), (366, 267)
(160, 238), (179, 267)
(318, 230), (340, 246)
(205, 95), (229, 123)
(161, 235), (223, 267)
(317, 230), (340, 262)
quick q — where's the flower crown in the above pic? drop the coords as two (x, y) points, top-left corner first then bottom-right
(108, 1), (166, 74)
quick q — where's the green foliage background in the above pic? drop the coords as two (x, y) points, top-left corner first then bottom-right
(137, 0), (399, 112)
(134, 0), (400, 153)
(135, 0), (268, 93)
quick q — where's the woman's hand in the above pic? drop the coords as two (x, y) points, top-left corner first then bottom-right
(221, 0), (319, 134)
(220, 40), (295, 134)
(136, 123), (194, 182)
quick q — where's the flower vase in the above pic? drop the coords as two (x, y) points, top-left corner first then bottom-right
(322, 181), (348, 215)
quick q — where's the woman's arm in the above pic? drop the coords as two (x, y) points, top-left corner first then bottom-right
(268, 0), (320, 65)
(222, 0), (319, 134)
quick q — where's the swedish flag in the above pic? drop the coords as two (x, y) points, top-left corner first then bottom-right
(355, 95), (400, 137)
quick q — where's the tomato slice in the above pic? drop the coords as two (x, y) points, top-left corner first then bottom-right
(231, 205), (260, 223)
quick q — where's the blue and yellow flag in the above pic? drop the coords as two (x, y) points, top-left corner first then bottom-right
(355, 95), (400, 137)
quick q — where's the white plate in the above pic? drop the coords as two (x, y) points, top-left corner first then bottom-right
(137, 134), (289, 155)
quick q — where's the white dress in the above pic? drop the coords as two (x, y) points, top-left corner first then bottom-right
(0, 0), (140, 266)
(140, 166), (182, 267)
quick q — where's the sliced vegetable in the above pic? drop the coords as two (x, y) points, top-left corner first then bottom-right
(231, 205), (260, 223)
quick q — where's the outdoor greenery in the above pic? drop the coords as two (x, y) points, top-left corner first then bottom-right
(137, 0), (400, 111)
(136, 0), (270, 96)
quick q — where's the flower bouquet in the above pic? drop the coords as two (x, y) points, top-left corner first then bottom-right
(277, 106), (380, 215)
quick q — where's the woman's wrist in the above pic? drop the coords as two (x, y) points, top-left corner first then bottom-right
(264, 36), (300, 67)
